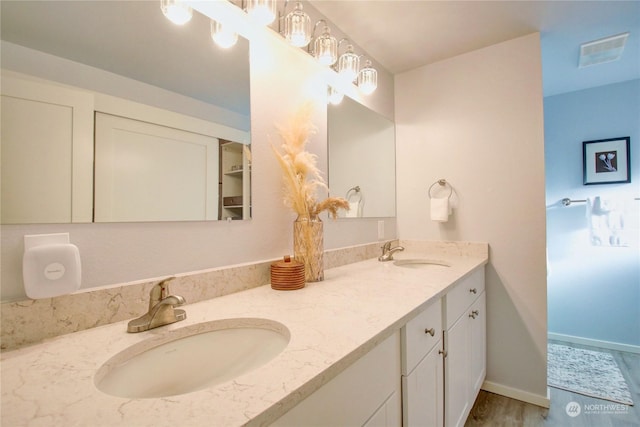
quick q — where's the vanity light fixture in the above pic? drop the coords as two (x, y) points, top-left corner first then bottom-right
(160, 0), (193, 25)
(358, 59), (378, 95)
(247, 0), (277, 26)
(280, 1), (311, 48)
(310, 20), (338, 66)
(337, 39), (360, 82)
(327, 86), (344, 105)
(211, 19), (238, 48)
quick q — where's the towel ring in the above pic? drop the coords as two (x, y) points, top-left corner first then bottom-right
(346, 186), (362, 202)
(428, 179), (452, 199)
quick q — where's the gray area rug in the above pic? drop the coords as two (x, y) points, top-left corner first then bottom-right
(548, 343), (634, 405)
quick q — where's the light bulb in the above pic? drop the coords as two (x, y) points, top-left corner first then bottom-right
(285, 2), (311, 48)
(161, 0), (192, 25)
(211, 20), (238, 49)
(314, 26), (337, 66)
(247, 0), (276, 25)
(338, 45), (359, 82)
(358, 60), (377, 95)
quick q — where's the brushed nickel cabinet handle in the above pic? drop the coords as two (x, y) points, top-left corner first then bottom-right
(425, 328), (435, 336)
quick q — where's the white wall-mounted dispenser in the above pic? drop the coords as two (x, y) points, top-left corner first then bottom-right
(23, 233), (81, 299)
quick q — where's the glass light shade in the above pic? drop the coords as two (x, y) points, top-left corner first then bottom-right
(247, 0), (276, 25)
(314, 26), (337, 66)
(328, 87), (343, 105)
(338, 45), (360, 82)
(211, 20), (238, 49)
(160, 0), (192, 25)
(358, 60), (377, 95)
(285, 2), (311, 47)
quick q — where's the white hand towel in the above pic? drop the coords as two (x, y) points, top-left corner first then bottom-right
(431, 197), (449, 222)
(345, 201), (359, 218)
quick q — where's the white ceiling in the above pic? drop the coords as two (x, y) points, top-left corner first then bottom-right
(310, 0), (640, 96)
(1, 1), (250, 116)
(2, 1), (637, 100)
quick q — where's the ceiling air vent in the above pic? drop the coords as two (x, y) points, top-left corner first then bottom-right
(579, 32), (630, 68)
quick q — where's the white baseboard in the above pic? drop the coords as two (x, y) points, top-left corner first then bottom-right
(548, 332), (640, 354)
(481, 381), (551, 408)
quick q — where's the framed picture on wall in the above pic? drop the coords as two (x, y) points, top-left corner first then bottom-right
(583, 137), (631, 185)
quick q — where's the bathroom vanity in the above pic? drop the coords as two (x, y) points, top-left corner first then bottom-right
(273, 252), (486, 427)
(0, 241), (487, 426)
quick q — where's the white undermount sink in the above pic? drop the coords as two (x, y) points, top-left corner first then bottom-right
(95, 318), (290, 399)
(393, 259), (451, 269)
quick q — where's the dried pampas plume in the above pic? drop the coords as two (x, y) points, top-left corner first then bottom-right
(272, 102), (349, 219)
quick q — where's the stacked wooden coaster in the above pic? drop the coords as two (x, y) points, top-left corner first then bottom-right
(271, 256), (305, 291)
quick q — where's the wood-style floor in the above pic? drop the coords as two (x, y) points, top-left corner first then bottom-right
(465, 342), (640, 427)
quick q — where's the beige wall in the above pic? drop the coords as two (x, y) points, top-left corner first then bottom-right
(0, 3), (396, 301)
(395, 33), (548, 404)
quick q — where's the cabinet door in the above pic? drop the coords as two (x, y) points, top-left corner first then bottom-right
(94, 113), (219, 222)
(469, 292), (486, 396)
(444, 315), (470, 427)
(1, 73), (93, 223)
(402, 342), (444, 427)
(272, 332), (401, 427)
(364, 390), (401, 427)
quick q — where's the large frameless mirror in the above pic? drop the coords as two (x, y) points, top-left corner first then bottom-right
(1, 0), (251, 224)
(328, 96), (396, 218)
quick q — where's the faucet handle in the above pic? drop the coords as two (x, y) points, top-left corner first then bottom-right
(149, 276), (176, 308)
(156, 276), (176, 298)
(128, 276), (186, 333)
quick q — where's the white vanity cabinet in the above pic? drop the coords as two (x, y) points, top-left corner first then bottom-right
(272, 331), (401, 427)
(443, 268), (486, 427)
(401, 299), (444, 427)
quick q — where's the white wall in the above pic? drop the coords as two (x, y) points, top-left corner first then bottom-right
(395, 33), (548, 404)
(545, 79), (640, 350)
(0, 5), (396, 302)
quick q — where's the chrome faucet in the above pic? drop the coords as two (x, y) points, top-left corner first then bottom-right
(378, 240), (405, 262)
(127, 277), (186, 333)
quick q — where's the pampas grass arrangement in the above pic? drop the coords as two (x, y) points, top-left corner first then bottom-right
(272, 103), (349, 282)
(272, 102), (349, 220)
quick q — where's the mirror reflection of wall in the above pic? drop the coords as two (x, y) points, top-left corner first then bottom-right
(328, 96), (396, 218)
(0, 0), (251, 224)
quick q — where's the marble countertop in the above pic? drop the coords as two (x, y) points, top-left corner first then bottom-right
(1, 244), (487, 427)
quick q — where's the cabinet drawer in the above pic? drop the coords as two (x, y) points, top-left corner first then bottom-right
(444, 268), (485, 328)
(401, 299), (442, 375)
